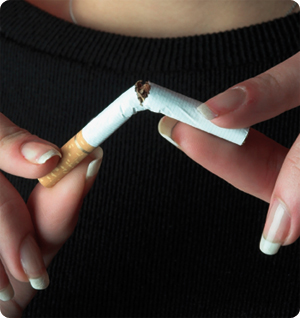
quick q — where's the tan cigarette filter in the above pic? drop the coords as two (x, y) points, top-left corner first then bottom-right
(38, 130), (95, 188)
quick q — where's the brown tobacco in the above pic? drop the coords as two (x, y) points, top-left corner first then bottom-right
(135, 80), (151, 105)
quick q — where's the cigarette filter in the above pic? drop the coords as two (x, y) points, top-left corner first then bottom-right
(39, 81), (249, 187)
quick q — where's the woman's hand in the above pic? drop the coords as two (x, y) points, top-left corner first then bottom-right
(159, 52), (300, 256)
(0, 113), (103, 317)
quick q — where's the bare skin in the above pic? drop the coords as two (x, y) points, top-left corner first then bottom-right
(25, 0), (297, 37)
(0, 1), (299, 316)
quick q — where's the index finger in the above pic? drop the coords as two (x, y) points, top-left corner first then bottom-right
(198, 52), (300, 128)
(0, 113), (61, 178)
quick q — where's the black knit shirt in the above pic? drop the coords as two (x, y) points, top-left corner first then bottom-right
(1, 1), (300, 317)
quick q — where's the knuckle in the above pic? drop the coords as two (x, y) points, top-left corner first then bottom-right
(251, 71), (281, 95)
(288, 136), (300, 167)
(0, 127), (31, 149)
(241, 70), (288, 114)
(0, 198), (19, 241)
(283, 137), (300, 187)
(286, 152), (300, 176)
(259, 71), (281, 87)
(0, 198), (17, 220)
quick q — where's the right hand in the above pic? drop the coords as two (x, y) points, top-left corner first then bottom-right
(0, 113), (103, 317)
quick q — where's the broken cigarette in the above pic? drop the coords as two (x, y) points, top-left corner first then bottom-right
(38, 81), (249, 187)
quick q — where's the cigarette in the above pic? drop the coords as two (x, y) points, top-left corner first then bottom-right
(38, 81), (249, 187)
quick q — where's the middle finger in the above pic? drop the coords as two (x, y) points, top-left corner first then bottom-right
(0, 173), (49, 289)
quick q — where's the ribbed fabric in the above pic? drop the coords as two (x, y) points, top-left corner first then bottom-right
(1, 0), (299, 72)
(1, 1), (300, 317)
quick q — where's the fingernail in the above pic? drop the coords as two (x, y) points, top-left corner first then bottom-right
(21, 142), (62, 164)
(158, 117), (180, 148)
(20, 235), (50, 290)
(86, 147), (103, 179)
(197, 87), (247, 120)
(259, 199), (291, 255)
(0, 283), (14, 301)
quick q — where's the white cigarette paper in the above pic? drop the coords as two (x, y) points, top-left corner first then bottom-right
(82, 81), (249, 147)
(39, 81), (249, 187)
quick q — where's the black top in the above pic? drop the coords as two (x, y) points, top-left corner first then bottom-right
(1, 1), (299, 317)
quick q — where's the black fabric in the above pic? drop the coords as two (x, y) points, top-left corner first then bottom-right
(1, 1), (299, 317)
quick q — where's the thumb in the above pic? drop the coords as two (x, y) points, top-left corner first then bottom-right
(0, 113), (61, 178)
(27, 147), (103, 263)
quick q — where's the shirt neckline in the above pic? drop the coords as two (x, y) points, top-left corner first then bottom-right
(1, 0), (300, 73)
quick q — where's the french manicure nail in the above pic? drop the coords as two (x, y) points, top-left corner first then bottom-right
(197, 103), (218, 120)
(260, 199), (291, 255)
(20, 235), (50, 290)
(158, 117), (180, 148)
(198, 87), (247, 120)
(0, 284), (14, 301)
(21, 142), (61, 164)
(86, 147), (103, 179)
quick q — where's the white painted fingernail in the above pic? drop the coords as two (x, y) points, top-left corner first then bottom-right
(86, 147), (103, 179)
(37, 149), (62, 164)
(197, 87), (246, 119)
(197, 103), (217, 120)
(260, 199), (291, 255)
(20, 235), (50, 290)
(158, 117), (180, 148)
(29, 274), (50, 290)
(259, 236), (281, 256)
(21, 142), (61, 164)
(0, 284), (14, 301)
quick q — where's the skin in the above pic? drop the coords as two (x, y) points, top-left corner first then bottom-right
(170, 52), (300, 247)
(26, 0), (295, 37)
(1, 0), (299, 316)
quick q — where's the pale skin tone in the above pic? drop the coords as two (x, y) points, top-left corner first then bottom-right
(0, 1), (299, 316)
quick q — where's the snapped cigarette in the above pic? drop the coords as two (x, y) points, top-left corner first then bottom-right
(38, 81), (249, 187)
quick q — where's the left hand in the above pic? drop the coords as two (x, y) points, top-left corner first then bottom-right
(0, 144), (103, 317)
(158, 52), (300, 255)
